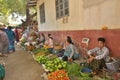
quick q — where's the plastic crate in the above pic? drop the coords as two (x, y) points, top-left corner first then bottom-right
(106, 61), (119, 72)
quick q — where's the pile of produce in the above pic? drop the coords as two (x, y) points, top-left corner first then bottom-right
(65, 63), (93, 80)
(65, 63), (82, 77)
(32, 48), (50, 59)
(47, 54), (58, 59)
(45, 58), (67, 72)
(32, 48), (41, 54)
(43, 45), (51, 49)
(26, 45), (35, 51)
(34, 52), (48, 58)
(35, 55), (49, 64)
(48, 70), (70, 80)
(32, 48), (49, 54)
(20, 38), (26, 47)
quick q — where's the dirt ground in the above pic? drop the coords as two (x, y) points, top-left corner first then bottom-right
(0, 46), (44, 80)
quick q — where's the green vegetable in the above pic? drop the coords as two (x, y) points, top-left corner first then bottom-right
(35, 55), (49, 64)
(32, 48), (49, 54)
(44, 58), (67, 72)
(65, 63), (82, 77)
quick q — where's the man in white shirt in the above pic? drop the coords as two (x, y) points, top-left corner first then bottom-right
(87, 37), (110, 72)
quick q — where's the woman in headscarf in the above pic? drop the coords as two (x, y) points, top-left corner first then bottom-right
(0, 29), (9, 56)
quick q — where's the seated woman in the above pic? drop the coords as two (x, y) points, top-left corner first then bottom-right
(57, 36), (73, 57)
(63, 37), (80, 61)
(44, 34), (54, 53)
(87, 37), (110, 73)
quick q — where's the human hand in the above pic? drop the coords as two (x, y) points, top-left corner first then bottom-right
(87, 56), (94, 63)
(68, 58), (73, 62)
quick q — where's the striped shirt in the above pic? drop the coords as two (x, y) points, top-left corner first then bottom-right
(88, 46), (109, 61)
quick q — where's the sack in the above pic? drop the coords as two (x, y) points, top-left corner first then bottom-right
(0, 64), (5, 80)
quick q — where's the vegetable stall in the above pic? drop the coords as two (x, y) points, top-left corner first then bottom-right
(29, 47), (114, 80)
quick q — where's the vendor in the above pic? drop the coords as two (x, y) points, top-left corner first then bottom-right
(87, 37), (110, 72)
(63, 37), (80, 61)
(44, 34), (54, 53)
(48, 34), (53, 48)
(57, 36), (73, 57)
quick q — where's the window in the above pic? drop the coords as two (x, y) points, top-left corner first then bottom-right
(55, 0), (69, 19)
(40, 3), (45, 23)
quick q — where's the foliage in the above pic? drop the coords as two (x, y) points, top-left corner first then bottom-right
(0, 0), (28, 25)
(66, 63), (93, 80)
(0, 0), (27, 16)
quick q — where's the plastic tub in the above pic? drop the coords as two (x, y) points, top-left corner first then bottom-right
(80, 68), (92, 77)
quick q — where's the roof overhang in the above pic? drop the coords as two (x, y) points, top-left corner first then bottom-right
(27, 0), (37, 7)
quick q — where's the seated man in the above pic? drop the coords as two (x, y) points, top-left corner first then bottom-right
(87, 37), (110, 73)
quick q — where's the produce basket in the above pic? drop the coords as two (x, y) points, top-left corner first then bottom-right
(106, 61), (119, 72)
(80, 68), (92, 77)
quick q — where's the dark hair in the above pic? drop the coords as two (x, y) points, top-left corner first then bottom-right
(67, 36), (71, 39)
(48, 34), (53, 40)
(49, 36), (53, 40)
(67, 38), (74, 44)
(8, 26), (12, 30)
(98, 37), (105, 43)
(67, 36), (74, 44)
(48, 34), (51, 37)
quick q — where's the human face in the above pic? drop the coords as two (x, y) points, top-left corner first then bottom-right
(98, 41), (105, 49)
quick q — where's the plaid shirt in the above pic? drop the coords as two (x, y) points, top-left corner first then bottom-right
(88, 46), (109, 61)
